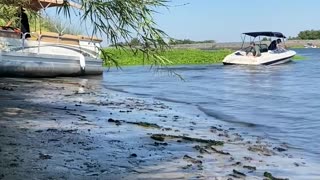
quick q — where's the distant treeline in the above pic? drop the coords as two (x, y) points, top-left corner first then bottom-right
(110, 38), (215, 47)
(110, 38), (141, 47)
(168, 38), (215, 45)
(289, 30), (320, 40)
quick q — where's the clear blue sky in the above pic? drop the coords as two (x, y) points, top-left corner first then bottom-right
(154, 0), (320, 42)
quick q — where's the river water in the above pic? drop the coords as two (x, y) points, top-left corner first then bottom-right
(103, 48), (320, 164)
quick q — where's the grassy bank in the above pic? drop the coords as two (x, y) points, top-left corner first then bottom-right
(103, 48), (232, 66)
(102, 48), (305, 66)
(289, 45), (305, 49)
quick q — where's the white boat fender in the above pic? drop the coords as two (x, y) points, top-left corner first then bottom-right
(79, 54), (86, 71)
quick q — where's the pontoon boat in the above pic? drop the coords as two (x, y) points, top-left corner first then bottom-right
(0, 0), (103, 77)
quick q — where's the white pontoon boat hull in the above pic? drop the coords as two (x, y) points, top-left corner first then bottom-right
(0, 0), (104, 77)
(0, 33), (103, 77)
(0, 52), (102, 77)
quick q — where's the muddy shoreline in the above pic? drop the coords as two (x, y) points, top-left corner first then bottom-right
(0, 77), (318, 179)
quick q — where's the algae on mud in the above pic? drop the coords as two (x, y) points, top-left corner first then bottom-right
(150, 133), (224, 146)
(108, 118), (161, 129)
(264, 172), (289, 180)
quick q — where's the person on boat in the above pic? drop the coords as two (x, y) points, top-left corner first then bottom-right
(276, 39), (286, 52)
(246, 42), (261, 57)
(5, 7), (31, 38)
(268, 40), (277, 50)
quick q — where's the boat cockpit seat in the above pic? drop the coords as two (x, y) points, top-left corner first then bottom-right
(60, 34), (81, 45)
(268, 40), (277, 50)
(32, 32), (80, 45)
(78, 35), (103, 43)
(258, 44), (268, 53)
(37, 32), (61, 43)
(0, 29), (21, 39)
(26, 31), (102, 46)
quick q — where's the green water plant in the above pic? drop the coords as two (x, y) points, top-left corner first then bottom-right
(103, 48), (232, 66)
(292, 55), (306, 60)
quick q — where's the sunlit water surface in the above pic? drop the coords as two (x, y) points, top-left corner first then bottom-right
(102, 49), (320, 163)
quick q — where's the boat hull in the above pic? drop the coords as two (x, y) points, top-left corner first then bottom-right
(223, 50), (296, 65)
(0, 31), (104, 77)
(223, 56), (293, 65)
(0, 52), (103, 77)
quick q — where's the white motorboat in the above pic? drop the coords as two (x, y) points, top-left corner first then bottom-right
(304, 43), (317, 48)
(223, 32), (296, 65)
(0, 0), (103, 77)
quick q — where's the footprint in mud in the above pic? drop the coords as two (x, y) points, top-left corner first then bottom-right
(39, 153), (52, 160)
(182, 155), (203, 170)
(230, 169), (246, 178)
(129, 153), (137, 158)
(0, 86), (14, 91)
(183, 155), (202, 164)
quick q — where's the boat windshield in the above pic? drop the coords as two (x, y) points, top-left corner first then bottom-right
(240, 32), (287, 52)
(241, 44), (269, 53)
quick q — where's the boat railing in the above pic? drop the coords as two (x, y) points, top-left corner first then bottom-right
(21, 32), (35, 51)
(23, 32), (102, 58)
(0, 28), (101, 58)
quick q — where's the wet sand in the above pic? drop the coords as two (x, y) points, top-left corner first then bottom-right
(0, 77), (318, 179)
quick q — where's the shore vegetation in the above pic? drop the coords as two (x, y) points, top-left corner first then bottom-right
(289, 30), (320, 40)
(103, 48), (306, 67)
(168, 38), (215, 45)
(0, 8), (80, 35)
(103, 48), (232, 66)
